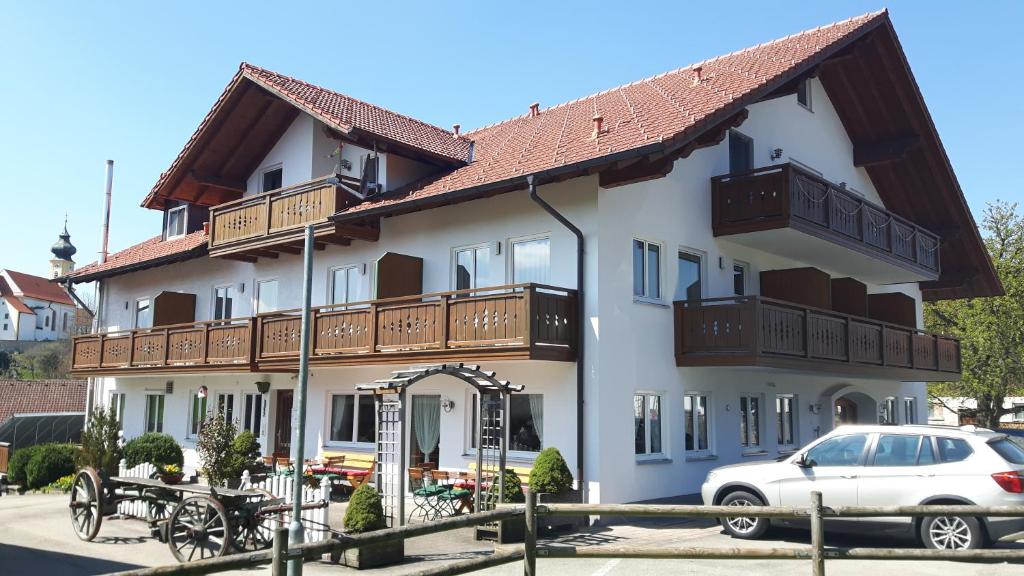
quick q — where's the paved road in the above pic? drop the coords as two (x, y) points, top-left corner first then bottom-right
(1, 492), (1022, 575)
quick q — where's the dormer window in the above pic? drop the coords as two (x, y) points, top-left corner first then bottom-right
(797, 79), (812, 111)
(165, 205), (186, 239)
(262, 167), (283, 192)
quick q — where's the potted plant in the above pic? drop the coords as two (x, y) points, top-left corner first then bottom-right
(528, 447), (581, 533)
(195, 412), (240, 487)
(475, 468), (526, 543)
(338, 485), (403, 569)
(158, 464), (184, 484)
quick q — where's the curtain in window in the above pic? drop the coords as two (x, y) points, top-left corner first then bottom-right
(528, 394), (544, 447)
(413, 395), (441, 457)
(331, 395), (353, 442)
(512, 239), (550, 284)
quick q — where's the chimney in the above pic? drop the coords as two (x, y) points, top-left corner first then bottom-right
(592, 115), (604, 139)
(100, 160), (113, 263)
(452, 124), (461, 137)
(529, 102), (540, 117)
(692, 66), (703, 86)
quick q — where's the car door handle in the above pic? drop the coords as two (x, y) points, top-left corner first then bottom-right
(917, 473), (935, 478)
(840, 474), (858, 479)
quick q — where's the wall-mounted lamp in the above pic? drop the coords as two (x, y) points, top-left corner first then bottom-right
(770, 148), (783, 161)
(165, 380), (174, 394)
(238, 282), (245, 294)
(808, 402), (822, 415)
(718, 256), (724, 270)
(197, 385), (209, 399)
(255, 381), (271, 395)
(441, 397), (455, 413)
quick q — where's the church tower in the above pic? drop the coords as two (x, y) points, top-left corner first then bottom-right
(50, 220), (77, 278)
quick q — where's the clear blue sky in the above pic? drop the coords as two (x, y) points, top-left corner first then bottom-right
(1, 1), (1021, 278)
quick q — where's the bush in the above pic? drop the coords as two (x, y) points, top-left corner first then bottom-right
(25, 444), (77, 489)
(228, 430), (262, 478)
(78, 407), (123, 476)
(124, 433), (183, 469)
(196, 412), (237, 486)
(486, 468), (525, 507)
(344, 484), (386, 534)
(48, 474), (76, 493)
(529, 448), (574, 495)
(7, 445), (42, 486)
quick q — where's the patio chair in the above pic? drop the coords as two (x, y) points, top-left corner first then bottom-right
(430, 470), (472, 517)
(409, 468), (443, 522)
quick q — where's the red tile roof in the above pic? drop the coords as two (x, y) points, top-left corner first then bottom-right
(65, 230), (208, 282)
(338, 11), (886, 217)
(0, 380), (87, 424)
(0, 278), (31, 314)
(1, 270), (73, 306)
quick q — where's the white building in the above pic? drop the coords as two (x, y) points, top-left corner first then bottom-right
(1, 267), (77, 342)
(64, 11), (1000, 504)
(929, 398), (1024, 427)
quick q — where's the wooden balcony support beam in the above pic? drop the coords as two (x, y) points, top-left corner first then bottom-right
(853, 135), (920, 167)
(188, 171), (247, 194)
(334, 222), (381, 242)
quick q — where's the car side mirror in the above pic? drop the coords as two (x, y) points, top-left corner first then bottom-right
(796, 453), (814, 468)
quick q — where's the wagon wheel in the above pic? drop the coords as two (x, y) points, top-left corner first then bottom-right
(167, 496), (231, 562)
(143, 489), (172, 523)
(69, 467), (103, 541)
(230, 490), (275, 552)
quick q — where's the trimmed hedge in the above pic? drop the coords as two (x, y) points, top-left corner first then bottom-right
(529, 447), (573, 495)
(124, 433), (184, 469)
(344, 484), (387, 534)
(7, 445), (42, 486)
(486, 468), (525, 507)
(25, 444), (77, 489)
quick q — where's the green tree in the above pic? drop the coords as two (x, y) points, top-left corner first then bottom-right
(78, 407), (123, 476)
(195, 411), (238, 486)
(926, 201), (1024, 428)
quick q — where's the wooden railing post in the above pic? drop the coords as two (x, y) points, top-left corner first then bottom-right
(162, 328), (170, 366)
(271, 526), (288, 576)
(524, 488), (537, 576)
(811, 491), (825, 576)
(802, 309), (810, 358)
(523, 285), (535, 348)
(264, 195), (272, 236)
(439, 295), (450, 350)
(368, 304), (379, 354)
(127, 331), (136, 367)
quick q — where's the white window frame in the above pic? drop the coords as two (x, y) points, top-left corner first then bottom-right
(328, 265), (364, 306)
(675, 247), (707, 302)
(110, 392), (127, 430)
(451, 242), (493, 292)
(241, 392), (265, 437)
(796, 78), (813, 112)
(902, 397), (918, 425)
(212, 285), (235, 321)
(732, 260), (750, 296)
(187, 390), (209, 440)
(260, 164), (283, 193)
(325, 392), (376, 447)
(254, 278), (279, 315)
(684, 392), (713, 458)
(144, 393), (165, 433)
(216, 391), (237, 426)
(634, 391), (666, 460)
(881, 397), (898, 424)
(1013, 404), (1024, 423)
(633, 238), (663, 304)
(507, 233), (551, 285)
(165, 205), (187, 239)
(134, 297), (153, 329)
(465, 392), (545, 459)
(776, 394), (798, 451)
(739, 393), (764, 452)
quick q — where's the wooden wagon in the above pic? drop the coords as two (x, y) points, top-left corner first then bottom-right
(68, 467), (325, 562)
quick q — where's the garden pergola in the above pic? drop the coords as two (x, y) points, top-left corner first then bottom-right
(356, 362), (522, 526)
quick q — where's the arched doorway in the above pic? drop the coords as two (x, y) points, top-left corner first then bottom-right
(833, 392), (877, 426)
(356, 362), (521, 527)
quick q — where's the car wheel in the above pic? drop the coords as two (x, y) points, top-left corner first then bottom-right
(920, 515), (984, 550)
(719, 490), (769, 539)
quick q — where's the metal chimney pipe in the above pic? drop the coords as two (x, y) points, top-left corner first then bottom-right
(101, 160), (113, 263)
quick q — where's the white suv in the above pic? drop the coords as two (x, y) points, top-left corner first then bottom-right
(701, 425), (1024, 549)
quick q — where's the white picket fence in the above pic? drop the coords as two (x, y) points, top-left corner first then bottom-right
(114, 460), (332, 542)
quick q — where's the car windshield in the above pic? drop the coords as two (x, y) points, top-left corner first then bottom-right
(989, 437), (1024, 465)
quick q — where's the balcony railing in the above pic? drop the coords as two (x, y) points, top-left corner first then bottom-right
(207, 175), (359, 256)
(673, 296), (960, 381)
(711, 163), (940, 276)
(71, 319), (254, 373)
(256, 283), (577, 367)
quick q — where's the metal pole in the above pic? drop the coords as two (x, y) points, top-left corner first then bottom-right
(101, 160), (113, 263)
(810, 491), (825, 576)
(524, 488), (537, 576)
(272, 526), (288, 576)
(288, 225), (315, 576)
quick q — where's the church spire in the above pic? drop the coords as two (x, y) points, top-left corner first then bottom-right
(50, 218), (77, 278)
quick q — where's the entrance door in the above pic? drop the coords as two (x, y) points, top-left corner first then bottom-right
(274, 390), (294, 457)
(409, 395), (441, 468)
(834, 397), (858, 425)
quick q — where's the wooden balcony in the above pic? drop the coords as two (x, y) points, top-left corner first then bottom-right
(71, 319), (255, 376)
(712, 164), (940, 283)
(207, 175), (377, 260)
(256, 284), (577, 369)
(674, 296), (960, 381)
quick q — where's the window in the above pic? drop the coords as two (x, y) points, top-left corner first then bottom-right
(632, 239), (661, 300)
(330, 266), (362, 305)
(511, 237), (550, 284)
(729, 130), (753, 173)
(797, 79), (813, 111)
(188, 391), (208, 438)
(733, 262), (747, 296)
(62, 312), (68, 332)
(634, 393), (663, 457)
(145, 394), (164, 433)
(1013, 404), (1024, 423)
(739, 394), (761, 450)
(509, 394), (543, 453)
(989, 438), (1024, 465)
(135, 298), (152, 329)
(805, 434), (868, 466)
(776, 394), (797, 449)
(328, 394), (375, 444)
(936, 437), (973, 463)
(213, 286), (234, 321)
(454, 245), (491, 291)
(929, 403), (945, 421)
(255, 280), (278, 314)
(44, 314), (50, 328)
(262, 167), (283, 192)
(110, 392), (126, 429)
(684, 393), (710, 455)
(872, 434), (922, 467)
(242, 393), (263, 437)
(903, 397), (918, 425)
(676, 250), (703, 301)
(165, 205), (186, 238)
(881, 397), (898, 424)
(217, 392), (236, 424)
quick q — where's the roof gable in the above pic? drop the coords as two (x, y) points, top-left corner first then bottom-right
(2, 270), (74, 306)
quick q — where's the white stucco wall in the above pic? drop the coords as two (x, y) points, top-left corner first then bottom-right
(245, 114), (316, 194)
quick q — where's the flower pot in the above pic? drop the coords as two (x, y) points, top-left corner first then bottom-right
(537, 490), (584, 535)
(339, 539), (404, 569)
(474, 516), (526, 543)
(159, 473), (184, 485)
